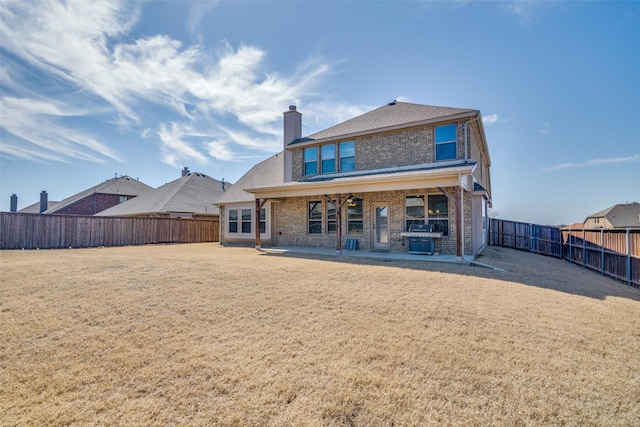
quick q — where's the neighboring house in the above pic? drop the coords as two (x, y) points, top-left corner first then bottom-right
(17, 196), (62, 214)
(214, 101), (492, 258)
(583, 202), (640, 229)
(18, 176), (153, 215)
(97, 170), (228, 219)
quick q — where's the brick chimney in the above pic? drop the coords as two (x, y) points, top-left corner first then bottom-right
(283, 105), (302, 183)
(10, 194), (17, 212)
(39, 191), (48, 213)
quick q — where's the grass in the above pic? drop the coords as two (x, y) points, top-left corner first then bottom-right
(1, 243), (639, 426)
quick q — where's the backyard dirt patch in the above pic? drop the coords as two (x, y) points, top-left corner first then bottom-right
(1, 243), (639, 426)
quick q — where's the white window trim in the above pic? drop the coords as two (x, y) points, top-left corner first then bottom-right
(226, 203), (271, 240)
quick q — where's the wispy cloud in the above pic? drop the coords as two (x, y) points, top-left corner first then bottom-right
(501, 1), (559, 26)
(0, 0), (343, 168)
(187, 1), (220, 37)
(542, 155), (640, 172)
(483, 114), (499, 124)
(539, 122), (550, 134)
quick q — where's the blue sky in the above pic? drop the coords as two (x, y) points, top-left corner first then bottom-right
(1, 0), (638, 225)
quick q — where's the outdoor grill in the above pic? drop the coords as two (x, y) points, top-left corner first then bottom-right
(405, 223), (436, 255)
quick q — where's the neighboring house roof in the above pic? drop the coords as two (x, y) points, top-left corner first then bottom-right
(39, 175), (153, 214)
(18, 200), (62, 214)
(585, 202), (640, 229)
(292, 101), (476, 144)
(97, 172), (228, 216)
(214, 154), (284, 205)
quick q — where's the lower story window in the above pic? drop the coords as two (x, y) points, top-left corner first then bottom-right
(228, 209), (238, 233)
(227, 206), (269, 237)
(428, 194), (449, 236)
(327, 200), (336, 234)
(347, 198), (363, 234)
(405, 195), (425, 231)
(259, 208), (266, 234)
(241, 209), (252, 233)
(308, 201), (322, 234)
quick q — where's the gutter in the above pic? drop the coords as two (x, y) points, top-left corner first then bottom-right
(245, 163), (476, 198)
(463, 111), (481, 161)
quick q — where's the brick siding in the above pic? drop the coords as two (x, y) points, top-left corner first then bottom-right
(53, 193), (134, 215)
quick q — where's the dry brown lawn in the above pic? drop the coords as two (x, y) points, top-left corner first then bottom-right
(1, 243), (639, 426)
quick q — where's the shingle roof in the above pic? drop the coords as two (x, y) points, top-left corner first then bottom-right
(213, 154), (284, 204)
(18, 200), (62, 214)
(586, 202), (640, 228)
(295, 101), (475, 143)
(97, 172), (228, 216)
(43, 176), (153, 214)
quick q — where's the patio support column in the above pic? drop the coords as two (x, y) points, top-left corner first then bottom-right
(325, 193), (353, 255)
(335, 194), (342, 254)
(456, 187), (463, 259)
(255, 198), (268, 250)
(438, 186), (462, 259)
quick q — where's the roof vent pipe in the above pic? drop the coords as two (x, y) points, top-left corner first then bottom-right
(182, 167), (190, 177)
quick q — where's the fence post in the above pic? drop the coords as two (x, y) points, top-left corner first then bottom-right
(582, 229), (587, 269)
(601, 229), (605, 276)
(627, 229), (632, 286)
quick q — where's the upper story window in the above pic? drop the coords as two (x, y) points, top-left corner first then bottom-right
(321, 144), (336, 173)
(339, 141), (355, 172)
(304, 141), (356, 176)
(304, 147), (318, 175)
(435, 123), (457, 161)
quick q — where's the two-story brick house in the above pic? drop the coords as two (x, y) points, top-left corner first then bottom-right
(214, 102), (492, 257)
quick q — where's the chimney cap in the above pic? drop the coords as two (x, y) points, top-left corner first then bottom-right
(288, 105), (297, 111)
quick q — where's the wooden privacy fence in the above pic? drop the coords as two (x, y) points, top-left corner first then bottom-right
(489, 218), (639, 287)
(0, 213), (219, 249)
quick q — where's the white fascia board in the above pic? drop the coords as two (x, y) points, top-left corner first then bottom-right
(287, 111), (479, 149)
(246, 165), (475, 198)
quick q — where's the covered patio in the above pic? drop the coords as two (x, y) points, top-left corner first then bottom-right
(258, 245), (503, 270)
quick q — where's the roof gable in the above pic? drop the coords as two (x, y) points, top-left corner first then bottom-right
(43, 176), (153, 214)
(214, 153), (284, 204)
(296, 102), (475, 143)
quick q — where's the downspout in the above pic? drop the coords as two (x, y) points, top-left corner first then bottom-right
(463, 111), (481, 162)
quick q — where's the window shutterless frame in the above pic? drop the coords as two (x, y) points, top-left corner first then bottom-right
(308, 201), (322, 234)
(435, 123), (457, 161)
(304, 147), (318, 176)
(339, 141), (355, 172)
